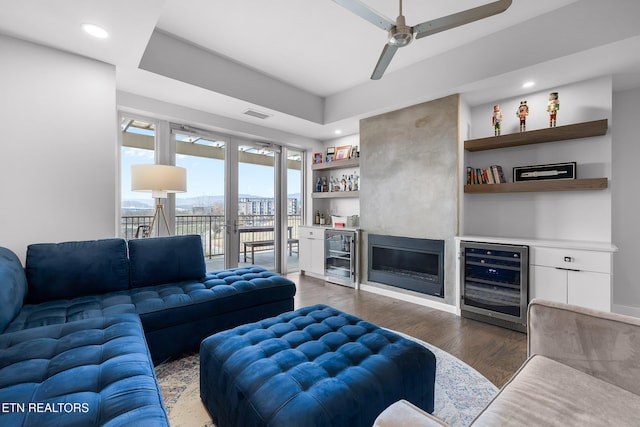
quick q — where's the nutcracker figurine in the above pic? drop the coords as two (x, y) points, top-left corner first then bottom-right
(516, 100), (529, 132)
(492, 104), (503, 136)
(547, 92), (560, 127)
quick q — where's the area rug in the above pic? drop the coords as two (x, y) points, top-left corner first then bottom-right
(155, 333), (498, 427)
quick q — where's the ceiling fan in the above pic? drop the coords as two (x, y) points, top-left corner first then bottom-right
(333, 0), (512, 80)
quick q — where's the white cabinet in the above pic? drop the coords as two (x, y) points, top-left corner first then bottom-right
(530, 265), (567, 304)
(567, 270), (611, 311)
(299, 226), (325, 277)
(457, 236), (617, 314)
(530, 246), (613, 312)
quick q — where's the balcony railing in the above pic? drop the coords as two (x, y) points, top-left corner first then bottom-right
(121, 214), (302, 259)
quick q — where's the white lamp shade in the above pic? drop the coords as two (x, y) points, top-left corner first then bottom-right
(131, 164), (187, 198)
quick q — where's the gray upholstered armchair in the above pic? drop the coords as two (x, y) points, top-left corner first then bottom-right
(374, 299), (640, 426)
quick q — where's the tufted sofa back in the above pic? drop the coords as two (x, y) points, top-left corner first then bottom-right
(128, 234), (206, 288)
(1, 235), (207, 332)
(25, 239), (130, 304)
(0, 248), (28, 333)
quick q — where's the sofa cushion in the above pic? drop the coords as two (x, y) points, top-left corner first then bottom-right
(0, 248), (27, 333)
(132, 266), (297, 363)
(5, 266), (296, 363)
(4, 292), (136, 333)
(128, 235), (206, 288)
(0, 313), (169, 426)
(471, 355), (640, 426)
(25, 239), (130, 304)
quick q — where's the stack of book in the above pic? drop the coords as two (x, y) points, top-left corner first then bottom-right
(467, 165), (506, 185)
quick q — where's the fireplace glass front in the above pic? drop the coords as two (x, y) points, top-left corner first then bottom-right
(368, 234), (444, 297)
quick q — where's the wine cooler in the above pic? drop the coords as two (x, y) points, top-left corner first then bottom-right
(325, 229), (357, 287)
(460, 241), (529, 332)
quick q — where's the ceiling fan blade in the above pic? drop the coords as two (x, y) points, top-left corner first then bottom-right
(413, 0), (512, 39)
(332, 0), (395, 31)
(371, 44), (399, 80)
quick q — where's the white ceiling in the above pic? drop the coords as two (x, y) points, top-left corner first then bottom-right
(2, 0), (640, 142)
(155, 0), (576, 97)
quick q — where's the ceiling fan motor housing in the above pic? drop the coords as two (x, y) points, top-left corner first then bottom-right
(388, 15), (412, 47)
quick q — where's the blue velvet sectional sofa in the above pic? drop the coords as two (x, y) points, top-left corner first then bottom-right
(0, 235), (296, 426)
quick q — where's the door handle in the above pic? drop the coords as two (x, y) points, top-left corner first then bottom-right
(555, 267), (581, 272)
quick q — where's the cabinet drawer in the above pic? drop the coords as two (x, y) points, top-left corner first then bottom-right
(299, 226), (324, 239)
(530, 247), (611, 274)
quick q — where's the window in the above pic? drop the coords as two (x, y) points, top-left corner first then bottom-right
(120, 116), (155, 238)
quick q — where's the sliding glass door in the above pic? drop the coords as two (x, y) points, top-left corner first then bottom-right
(174, 130), (227, 270)
(120, 116), (301, 273)
(237, 144), (277, 270)
(286, 150), (303, 273)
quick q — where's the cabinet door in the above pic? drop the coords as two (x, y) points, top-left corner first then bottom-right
(531, 265), (567, 304)
(299, 237), (313, 272)
(567, 270), (611, 312)
(299, 236), (325, 276)
(310, 238), (325, 275)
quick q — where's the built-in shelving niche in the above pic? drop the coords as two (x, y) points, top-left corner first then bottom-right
(464, 119), (608, 194)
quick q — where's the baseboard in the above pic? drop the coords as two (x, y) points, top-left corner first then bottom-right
(300, 270), (325, 280)
(359, 283), (459, 315)
(612, 303), (640, 318)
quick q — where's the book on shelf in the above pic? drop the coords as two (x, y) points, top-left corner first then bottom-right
(485, 168), (495, 184)
(467, 167), (479, 185)
(491, 165), (507, 183)
(466, 165), (506, 185)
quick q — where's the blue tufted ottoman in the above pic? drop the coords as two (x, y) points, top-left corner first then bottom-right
(200, 304), (436, 427)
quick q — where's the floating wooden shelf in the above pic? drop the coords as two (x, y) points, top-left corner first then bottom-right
(464, 178), (608, 194)
(312, 191), (359, 199)
(464, 119), (608, 152)
(312, 157), (359, 171)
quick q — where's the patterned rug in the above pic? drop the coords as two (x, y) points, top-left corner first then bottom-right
(155, 332), (498, 427)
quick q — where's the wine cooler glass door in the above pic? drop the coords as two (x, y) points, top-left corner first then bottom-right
(461, 242), (528, 330)
(325, 231), (355, 287)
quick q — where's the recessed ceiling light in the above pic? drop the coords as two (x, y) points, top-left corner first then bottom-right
(522, 81), (535, 88)
(82, 23), (109, 39)
(334, 130), (342, 135)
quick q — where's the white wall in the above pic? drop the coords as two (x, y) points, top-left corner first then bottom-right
(0, 35), (117, 262)
(612, 86), (640, 315)
(462, 76), (613, 242)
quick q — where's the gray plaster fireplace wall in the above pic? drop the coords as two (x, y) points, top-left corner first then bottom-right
(359, 94), (459, 306)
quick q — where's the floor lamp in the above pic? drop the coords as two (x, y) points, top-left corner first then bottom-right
(131, 164), (187, 236)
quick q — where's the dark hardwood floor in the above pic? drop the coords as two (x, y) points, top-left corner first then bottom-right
(287, 272), (527, 388)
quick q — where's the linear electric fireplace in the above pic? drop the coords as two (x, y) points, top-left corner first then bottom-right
(368, 234), (445, 298)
